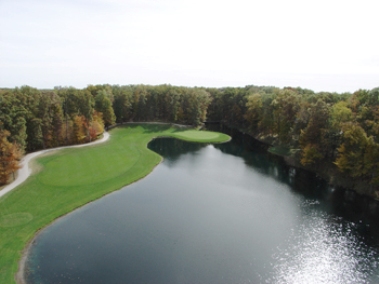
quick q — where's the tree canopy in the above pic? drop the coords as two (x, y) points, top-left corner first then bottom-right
(1, 84), (379, 196)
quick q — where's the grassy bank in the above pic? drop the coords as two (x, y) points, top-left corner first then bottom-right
(0, 124), (230, 283)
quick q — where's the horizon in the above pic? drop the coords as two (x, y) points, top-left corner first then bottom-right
(1, 82), (377, 95)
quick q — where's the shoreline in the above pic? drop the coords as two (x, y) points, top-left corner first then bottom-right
(13, 125), (180, 284)
(8, 133), (110, 284)
(15, 236), (34, 284)
(14, 132), (164, 284)
(8, 124), (229, 284)
(13, 132), (110, 284)
(0, 132), (110, 199)
(221, 122), (379, 200)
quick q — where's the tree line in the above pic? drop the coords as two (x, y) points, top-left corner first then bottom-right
(207, 85), (379, 196)
(0, 84), (211, 184)
(1, 84), (379, 198)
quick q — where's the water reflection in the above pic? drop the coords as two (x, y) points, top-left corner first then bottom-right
(153, 137), (379, 283)
(25, 132), (379, 284)
(149, 138), (206, 167)
(272, 212), (379, 284)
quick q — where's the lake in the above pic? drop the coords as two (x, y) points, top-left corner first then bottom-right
(25, 129), (379, 283)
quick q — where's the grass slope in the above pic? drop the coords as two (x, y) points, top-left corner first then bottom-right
(0, 124), (230, 283)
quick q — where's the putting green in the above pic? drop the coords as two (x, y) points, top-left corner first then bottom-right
(0, 124), (230, 284)
(172, 130), (221, 141)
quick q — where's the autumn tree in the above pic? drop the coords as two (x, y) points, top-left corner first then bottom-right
(334, 123), (375, 180)
(275, 89), (300, 145)
(299, 99), (330, 165)
(0, 90), (27, 150)
(0, 128), (22, 184)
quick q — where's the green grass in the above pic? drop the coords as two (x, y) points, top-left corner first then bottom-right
(0, 124), (230, 283)
(171, 129), (230, 143)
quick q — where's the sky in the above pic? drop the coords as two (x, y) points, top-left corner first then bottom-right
(0, 0), (378, 93)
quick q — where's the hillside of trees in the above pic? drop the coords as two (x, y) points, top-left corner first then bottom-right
(1, 84), (379, 199)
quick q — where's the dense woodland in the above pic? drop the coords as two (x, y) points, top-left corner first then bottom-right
(1, 84), (379, 198)
(0, 85), (211, 184)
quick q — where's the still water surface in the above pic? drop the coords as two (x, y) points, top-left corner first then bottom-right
(26, 135), (379, 283)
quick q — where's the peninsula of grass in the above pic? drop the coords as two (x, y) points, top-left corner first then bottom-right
(0, 124), (230, 284)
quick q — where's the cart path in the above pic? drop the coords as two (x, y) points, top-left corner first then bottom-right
(0, 132), (110, 199)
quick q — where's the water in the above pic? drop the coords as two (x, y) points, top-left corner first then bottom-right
(25, 133), (379, 283)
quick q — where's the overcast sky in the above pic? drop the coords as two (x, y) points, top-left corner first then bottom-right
(0, 0), (378, 93)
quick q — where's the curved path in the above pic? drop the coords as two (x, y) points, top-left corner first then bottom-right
(0, 132), (110, 199)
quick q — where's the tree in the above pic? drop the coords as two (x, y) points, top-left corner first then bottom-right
(275, 89), (300, 144)
(49, 95), (64, 147)
(73, 115), (88, 143)
(334, 123), (375, 179)
(112, 86), (133, 123)
(26, 118), (43, 151)
(299, 99), (330, 165)
(245, 93), (262, 132)
(95, 90), (116, 127)
(166, 88), (181, 122)
(300, 143), (323, 166)
(330, 101), (353, 130)
(181, 89), (212, 125)
(259, 93), (276, 135)
(0, 128), (22, 185)
(90, 111), (104, 137)
(0, 90), (28, 150)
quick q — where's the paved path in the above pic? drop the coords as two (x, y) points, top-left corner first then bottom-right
(0, 132), (110, 198)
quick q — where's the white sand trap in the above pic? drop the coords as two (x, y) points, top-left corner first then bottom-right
(0, 132), (110, 199)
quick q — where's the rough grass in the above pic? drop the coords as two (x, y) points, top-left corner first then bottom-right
(0, 124), (230, 284)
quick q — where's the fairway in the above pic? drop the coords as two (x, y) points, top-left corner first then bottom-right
(0, 124), (230, 284)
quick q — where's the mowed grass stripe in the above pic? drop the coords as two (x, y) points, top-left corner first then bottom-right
(39, 146), (134, 186)
(0, 124), (230, 284)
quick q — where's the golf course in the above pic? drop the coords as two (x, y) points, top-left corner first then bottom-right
(0, 123), (230, 284)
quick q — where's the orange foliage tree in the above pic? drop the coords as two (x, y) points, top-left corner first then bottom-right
(0, 128), (22, 185)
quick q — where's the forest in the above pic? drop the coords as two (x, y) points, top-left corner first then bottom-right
(1, 84), (379, 198)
